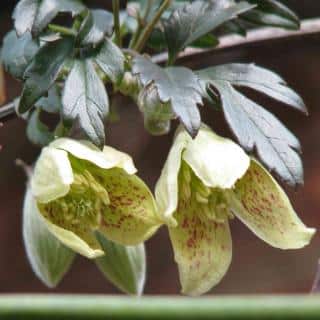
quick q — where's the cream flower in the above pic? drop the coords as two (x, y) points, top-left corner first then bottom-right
(30, 138), (161, 259)
(155, 125), (315, 296)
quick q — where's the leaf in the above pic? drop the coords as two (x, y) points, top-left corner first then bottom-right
(164, 0), (254, 62)
(27, 109), (54, 146)
(13, 0), (85, 36)
(95, 232), (146, 295)
(198, 63), (306, 113)
(78, 9), (114, 46)
(1, 31), (39, 79)
(35, 85), (62, 114)
(242, 0), (300, 30)
(62, 59), (109, 148)
(207, 80), (303, 187)
(23, 188), (75, 288)
(132, 56), (203, 137)
(94, 39), (125, 84)
(18, 37), (75, 114)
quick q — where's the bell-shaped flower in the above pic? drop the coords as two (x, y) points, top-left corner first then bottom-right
(155, 125), (315, 296)
(30, 138), (161, 259)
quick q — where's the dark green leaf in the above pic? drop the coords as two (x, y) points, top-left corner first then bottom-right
(207, 80), (303, 187)
(198, 63), (306, 113)
(132, 56), (203, 137)
(94, 39), (125, 84)
(35, 85), (62, 114)
(1, 31), (39, 79)
(243, 0), (299, 30)
(95, 232), (146, 295)
(26, 109), (54, 146)
(78, 9), (114, 46)
(191, 33), (219, 48)
(18, 37), (75, 114)
(62, 60), (109, 148)
(164, 0), (254, 62)
(23, 188), (75, 288)
(13, 0), (85, 36)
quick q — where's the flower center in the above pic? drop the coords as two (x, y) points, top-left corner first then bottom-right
(38, 169), (109, 233)
(179, 161), (233, 223)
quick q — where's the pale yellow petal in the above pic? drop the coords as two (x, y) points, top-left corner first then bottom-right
(50, 138), (137, 173)
(183, 125), (250, 189)
(43, 217), (104, 259)
(31, 147), (73, 203)
(169, 197), (232, 296)
(96, 168), (161, 245)
(155, 130), (189, 224)
(229, 159), (316, 249)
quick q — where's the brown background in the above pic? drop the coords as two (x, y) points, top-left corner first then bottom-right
(0, 1), (320, 295)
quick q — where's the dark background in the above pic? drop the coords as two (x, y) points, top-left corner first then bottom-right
(1, 0), (320, 295)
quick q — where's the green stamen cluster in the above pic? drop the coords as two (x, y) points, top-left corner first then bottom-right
(179, 161), (233, 223)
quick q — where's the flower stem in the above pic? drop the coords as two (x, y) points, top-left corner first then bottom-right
(133, 0), (172, 53)
(47, 24), (77, 37)
(112, 0), (122, 47)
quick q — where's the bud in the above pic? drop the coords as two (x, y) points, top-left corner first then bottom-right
(95, 232), (146, 295)
(137, 84), (174, 136)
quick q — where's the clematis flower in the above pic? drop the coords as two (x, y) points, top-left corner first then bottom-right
(155, 125), (315, 296)
(30, 138), (161, 259)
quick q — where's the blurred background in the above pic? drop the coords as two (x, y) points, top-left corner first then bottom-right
(1, 0), (320, 295)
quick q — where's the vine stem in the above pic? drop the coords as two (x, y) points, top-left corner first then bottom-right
(112, 0), (122, 47)
(133, 0), (172, 53)
(0, 295), (320, 319)
(1, 18), (320, 122)
(47, 24), (77, 37)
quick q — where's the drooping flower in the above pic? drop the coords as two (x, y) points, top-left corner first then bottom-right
(30, 138), (161, 259)
(155, 124), (315, 296)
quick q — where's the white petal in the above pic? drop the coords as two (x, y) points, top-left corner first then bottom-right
(155, 130), (189, 223)
(183, 125), (250, 189)
(31, 147), (73, 203)
(50, 138), (137, 173)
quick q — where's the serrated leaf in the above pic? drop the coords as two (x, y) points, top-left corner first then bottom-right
(208, 80), (303, 187)
(78, 9), (114, 46)
(164, 0), (254, 62)
(132, 56), (203, 137)
(23, 188), (75, 288)
(35, 85), (62, 114)
(18, 37), (75, 114)
(62, 59), (109, 148)
(1, 31), (39, 79)
(198, 63), (306, 113)
(27, 109), (54, 146)
(94, 39), (125, 84)
(13, 0), (85, 36)
(95, 232), (146, 295)
(242, 0), (300, 30)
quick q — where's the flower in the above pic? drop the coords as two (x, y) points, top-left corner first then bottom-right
(30, 138), (161, 259)
(155, 125), (316, 296)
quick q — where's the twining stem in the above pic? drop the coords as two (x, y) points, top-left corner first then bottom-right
(47, 24), (77, 37)
(1, 295), (320, 319)
(112, 0), (122, 47)
(133, 0), (172, 53)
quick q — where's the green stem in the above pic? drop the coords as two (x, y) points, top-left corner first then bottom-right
(47, 24), (77, 37)
(133, 0), (172, 53)
(112, 0), (122, 47)
(0, 295), (320, 319)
